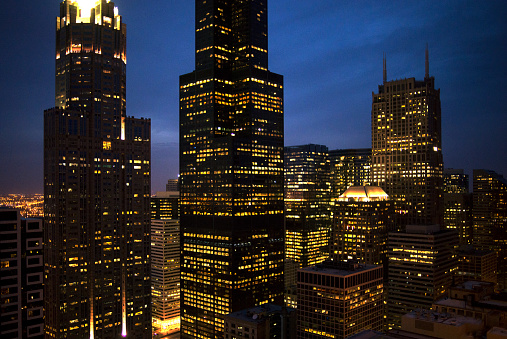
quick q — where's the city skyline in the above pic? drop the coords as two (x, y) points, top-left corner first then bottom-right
(1, 1), (507, 195)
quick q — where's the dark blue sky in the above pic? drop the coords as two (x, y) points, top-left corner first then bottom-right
(1, 1), (506, 194)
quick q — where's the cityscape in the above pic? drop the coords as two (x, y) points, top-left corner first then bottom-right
(0, 1), (506, 339)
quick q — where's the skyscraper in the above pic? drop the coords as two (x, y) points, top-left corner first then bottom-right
(371, 51), (443, 227)
(386, 225), (458, 329)
(151, 219), (181, 336)
(179, 1), (284, 338)
(329, 148), (371, 197)
(44, 1), (151, 338)
(284, 144), (331, 307)
(0, 208), (44, 339)
(331, 186), (393, 275)
(473, 169), (507, 290)
(443, 169), (472, 244)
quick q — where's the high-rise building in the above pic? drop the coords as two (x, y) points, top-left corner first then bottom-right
(43, 1), (151, 338)
(455, 247), (497, 285)
(179, 1), (284, 337)
(0, 208), (44, 339)
(371, 51), (443, 227)
(151, 191), (180, 220)
(330, 186), (393, 278)
(443, 169), (472, 244)
(151, 219), (181, 336)
(386, 225), (458, 329)
(166, 179), (179, 192)
(284, 144), (331, 305)
(473, 169), (507, 290)
(329, 148), (371, 197)
(297, 261), (384, 339)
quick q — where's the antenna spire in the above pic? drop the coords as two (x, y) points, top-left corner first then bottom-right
(383, 53), (387, 83)
(425, 44), (429, 79)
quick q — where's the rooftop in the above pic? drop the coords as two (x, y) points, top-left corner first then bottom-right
(338, 186), (388, 202)
(300, 260), (381, 277)
(225, 304), (294, 324)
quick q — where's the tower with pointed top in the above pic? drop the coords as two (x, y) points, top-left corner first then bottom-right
(179, 0), (284, 338)
(371, 48), (443, 228)
(44, 1), (152, 338)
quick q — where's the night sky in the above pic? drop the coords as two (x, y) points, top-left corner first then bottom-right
(1, 1), (506, 195)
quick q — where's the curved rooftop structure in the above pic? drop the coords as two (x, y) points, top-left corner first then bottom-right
(338, 186), (389, 202)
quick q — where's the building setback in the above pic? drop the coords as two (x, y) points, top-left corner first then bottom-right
(371, 51), (443, 228)
(297, 261), (384, 339)
(44, 1), (151, 338)
(179, 0), (284, 337)
(386, 225), (458, 329)
(0, 208), (44, 339)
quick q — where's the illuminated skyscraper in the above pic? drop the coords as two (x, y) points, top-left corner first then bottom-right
(44, 1), (151, 338)
(386, 225), (458, 329)
(329, 148), (371, 197)
(151, 191), (180, 220)
(284, 144), (331, 307)
(443, 169), (472, 244)
(297, 261), (384, 338)
(179, 1), (284, 338)
(371, 51), (443, 227)
(151, 219), (180, 336)
(473, 169), (507, 290)
(331, 186), (393, 275)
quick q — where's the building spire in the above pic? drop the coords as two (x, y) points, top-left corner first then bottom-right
(425, 44), (429, 79)
(383, 53), (387, 83)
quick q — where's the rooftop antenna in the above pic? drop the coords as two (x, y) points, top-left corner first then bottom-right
(425, 44), (429, 79)
(383, 53), (387, 83)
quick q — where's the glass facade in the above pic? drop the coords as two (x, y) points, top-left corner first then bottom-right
(179, 1), (284, 338)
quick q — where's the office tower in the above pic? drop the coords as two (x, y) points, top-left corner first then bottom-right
(44, 1), (151, 338)
(444, 169), (469, 194)
(473, 169), (507, 290)
(284, 144), (331, 308)
(166, 179), (179, 192)
(330, 186), (393, 276)
(297, 261), (384, 339)
(456, 247), (497, 284)
(329, 148), (371, 197)
(284, 145), (331, 288)
(151, 219), (181, 336)
(371, 51), (443, 227)
(151, 191), (180, 220)
(443, 169), (472, 244)
(0, 208), (44, 339)
(179, 1), (284, 338)
(224, 304), (296, 339)
(386, 225), (458, 329)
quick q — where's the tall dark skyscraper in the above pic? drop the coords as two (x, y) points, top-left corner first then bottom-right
(44, 1), (151, 338)
(371, 51), (443, 227)
(473, 169), (507, 290)
(179, 1), (284, 337)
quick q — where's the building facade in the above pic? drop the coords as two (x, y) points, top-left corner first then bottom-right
(443, 169), (472, 244)
(371, 53), (443, 228)
(473, 169), (507, 290)
(44, 1), (151, 338)
(151, 191), (180, 220)
(297, 261), (384, 339)
(331, 186), (393, 278)
(0, 208), (44, 339)
(179, 1), (284, 337)
(151, 219), (181, 336)
(329, 148), (371, 197)
(456, 247), (497, 285)
(387, 225), (458, 329)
